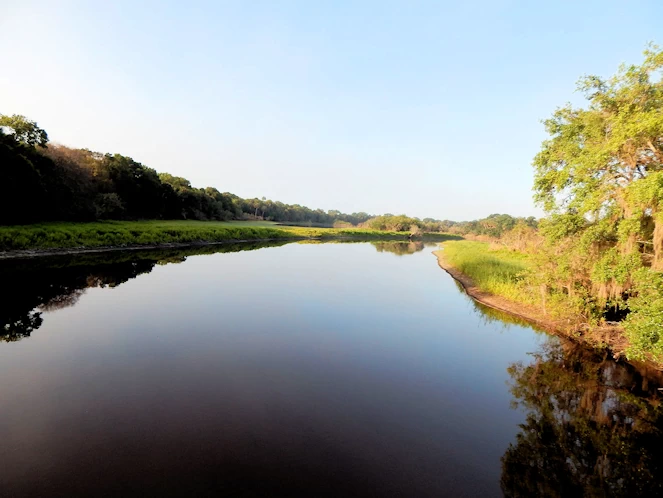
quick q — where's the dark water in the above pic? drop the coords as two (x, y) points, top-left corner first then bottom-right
(1, 241), (663, 497)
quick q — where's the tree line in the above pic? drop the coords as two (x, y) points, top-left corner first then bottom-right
(0, 119), (377, 227)
(0, 114), (521, 233)
(439, 213), (539, 239)
(2, 114), (539, 235)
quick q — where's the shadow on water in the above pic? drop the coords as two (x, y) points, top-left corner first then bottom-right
(0, 241), (289, 342)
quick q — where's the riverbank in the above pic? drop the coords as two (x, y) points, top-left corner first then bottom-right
(0, 220), (459, 259)
(434, 248), (562, 333)
(434, 241), (633, 362)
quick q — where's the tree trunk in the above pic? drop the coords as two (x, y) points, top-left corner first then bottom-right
(653, 214), (663, 271)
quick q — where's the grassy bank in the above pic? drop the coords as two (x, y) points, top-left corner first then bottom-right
(436, 240), (590, 326)
(438, 241), (537, 305)
(0, 220), (458, 252)
(437, 240), (632, 355)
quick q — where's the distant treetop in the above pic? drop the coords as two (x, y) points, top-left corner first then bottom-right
(0, 114), (49, 147)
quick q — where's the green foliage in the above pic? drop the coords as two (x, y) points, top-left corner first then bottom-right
(440, 240), (591, 324)
(533, 45), (663, 257)
(361, 214), (422, 232)
(0, 128), (73, 224)
(0, 114), (48, 147)
(538, 214), (586, 242)
(528, 44), (663, 357)
(624, 269), (663, 361)
(446, 214), (538, 238)
(591, 248), (641, 289)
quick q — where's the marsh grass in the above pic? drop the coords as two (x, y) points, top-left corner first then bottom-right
(440, 240), (595, 327)
(0, 220), (457, 251)
(440, 240), (538, 305)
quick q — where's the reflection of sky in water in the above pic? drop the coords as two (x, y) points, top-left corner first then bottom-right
(0, 242), (660, 497)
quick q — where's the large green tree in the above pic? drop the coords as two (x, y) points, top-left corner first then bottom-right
(532, 45), (663, 359)
(533, 45), (663, 267)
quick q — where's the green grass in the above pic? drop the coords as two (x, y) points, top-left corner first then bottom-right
(438, 240), (537, 305)
(440, 240), (621, 335)
(0, 220), (458, 252)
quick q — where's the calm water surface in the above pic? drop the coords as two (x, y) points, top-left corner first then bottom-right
(1, 241), (662, 497)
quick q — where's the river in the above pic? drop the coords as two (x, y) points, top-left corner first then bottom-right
(1, 241), (661, 497)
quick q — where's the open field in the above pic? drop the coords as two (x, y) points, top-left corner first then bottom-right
(0, 220), (458, 252)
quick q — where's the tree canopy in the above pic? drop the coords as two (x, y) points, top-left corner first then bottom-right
(0, 114), (48, 147)
(530, 45), (663, 360)
(534, 44), (663, 266)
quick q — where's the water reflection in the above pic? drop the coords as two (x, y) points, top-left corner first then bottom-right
(298, 240), (431, 255)
(0, 240), (431, 343)
(454, 290), (663, 495)
(370, 240), (426, 255)
(0, 241), (288, 342)
(500, 333), (663, 497)
(4, 241), (663, 496)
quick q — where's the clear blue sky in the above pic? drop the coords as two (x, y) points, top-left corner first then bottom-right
(2, 1), (661, 220)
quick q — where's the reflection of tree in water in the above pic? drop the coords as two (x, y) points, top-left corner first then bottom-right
(474, 300), (550, 335)
(1, 258), (157, 343)
(371, 241), (426, 255)
(0, 241), (287, 343)
(38, 288), (87, 312)
(446, 272), (663, 495)
(501, 337), (663, 497)
(2, 312), (43, 342)
(452, 278), (548, 333)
